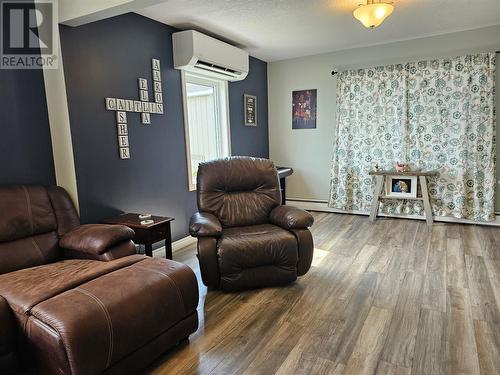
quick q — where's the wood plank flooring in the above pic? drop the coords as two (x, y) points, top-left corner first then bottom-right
(146, 213), (500, 375)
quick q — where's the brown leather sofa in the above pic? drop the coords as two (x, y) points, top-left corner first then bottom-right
(189, 157), (314, 292)
(0, 185), (199, 374)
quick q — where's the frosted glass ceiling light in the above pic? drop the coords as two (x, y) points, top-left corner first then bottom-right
(354, 0), (394, 28)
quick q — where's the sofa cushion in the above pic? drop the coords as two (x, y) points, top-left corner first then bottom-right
(0, 231), (60, 275)
(27, 258), (198, 375)
(0, 186), (57, 243)
(0, 255), (145, 316)
(0, 186), (61, 274)
(217, 224), (298, 290)
(46, 186), (80, 237)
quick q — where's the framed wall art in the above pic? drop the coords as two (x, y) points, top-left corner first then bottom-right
(244, 94), (257, 126)
(292, 89), (317, 129)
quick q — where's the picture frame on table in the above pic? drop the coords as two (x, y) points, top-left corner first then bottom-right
(385, 175), (418, 198)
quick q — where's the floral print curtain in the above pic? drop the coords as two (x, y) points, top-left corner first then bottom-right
(329, 53), (496, 221)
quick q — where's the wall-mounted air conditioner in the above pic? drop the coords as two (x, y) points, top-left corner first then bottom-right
(172, 30), (249, 82)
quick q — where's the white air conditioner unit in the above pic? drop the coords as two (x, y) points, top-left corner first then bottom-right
(173, 30), (249, 82)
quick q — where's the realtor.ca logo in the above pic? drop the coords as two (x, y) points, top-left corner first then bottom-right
(1, 0), (58, 69)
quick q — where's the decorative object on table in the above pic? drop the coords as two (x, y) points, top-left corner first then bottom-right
(353, 0), (394, 28)
(138, 213), (152, 220)
(140, 219), (154, 225)
(103, 213), (174, 259)
(395, 162), (408, 172)
(369, 170), (438, 226)
(292, 89), (317, 129)
(385, 175), (417, 199)
(104, 58), (165, 160)
(244, 94), (257, 126)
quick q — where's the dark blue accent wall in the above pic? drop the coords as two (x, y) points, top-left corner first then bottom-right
(0, 68), (55, 185)
(60, 13), (269, 241)
(229, 57), (269, 158)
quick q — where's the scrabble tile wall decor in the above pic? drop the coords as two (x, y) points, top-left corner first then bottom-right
(140, 90), (149, 101)
(141, 113), (151, 124)
(152, 58), (160, 70)
(116, 111), (127, 123)
(117, 123), (128, 135)
(138, 78), (148, 90)
(104, 58), (164, 160)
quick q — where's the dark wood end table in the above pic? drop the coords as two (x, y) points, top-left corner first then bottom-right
(103, 213), (174, 259)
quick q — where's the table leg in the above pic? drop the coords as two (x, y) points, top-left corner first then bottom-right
(165, 224), (173, 260)
(369, 175), (384, 221)
(145, 243), (153, 257)
(280, 177), (286, 205)
(419, 176), (433, 226)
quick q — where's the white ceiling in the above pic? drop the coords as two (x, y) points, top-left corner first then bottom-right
(136, 0), (500, 62)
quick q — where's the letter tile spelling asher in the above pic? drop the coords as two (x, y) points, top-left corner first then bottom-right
(104, 58), (165, 159)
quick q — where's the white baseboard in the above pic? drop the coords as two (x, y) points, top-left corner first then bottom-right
(286, 198), (500, 227)
(172, 235), (197, 252)
(152, 235), (196, 257)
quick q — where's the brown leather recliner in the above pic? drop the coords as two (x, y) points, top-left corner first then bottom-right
(0, 185), (199, 375)
(189, 157), (314, 292)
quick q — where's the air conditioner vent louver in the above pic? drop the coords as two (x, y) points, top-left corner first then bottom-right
(173, 30), (249, 82)
(195, 60), (241, 78)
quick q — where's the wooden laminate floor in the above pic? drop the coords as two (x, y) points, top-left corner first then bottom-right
(147, 213), (500, 375)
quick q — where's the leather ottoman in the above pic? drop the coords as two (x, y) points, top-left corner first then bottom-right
(0, 256), (198, 375)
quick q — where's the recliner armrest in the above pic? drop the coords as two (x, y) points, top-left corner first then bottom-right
(189, 212), (222, 238)
(60, 224), (135, 256)
(269, 206), (314, 230)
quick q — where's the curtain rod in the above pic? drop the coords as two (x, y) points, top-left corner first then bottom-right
(331, 51), (500, 76)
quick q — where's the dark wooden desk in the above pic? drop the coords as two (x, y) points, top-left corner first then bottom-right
(103, 213), (174, 259)
(277, 166), (293, 204)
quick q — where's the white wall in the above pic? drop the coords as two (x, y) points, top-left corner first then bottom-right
(268, 25), (500, 207)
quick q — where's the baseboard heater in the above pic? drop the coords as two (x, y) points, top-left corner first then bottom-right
(286, 198), (500, 227)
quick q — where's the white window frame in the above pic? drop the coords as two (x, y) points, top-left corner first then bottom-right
(181, 71), (231, 191)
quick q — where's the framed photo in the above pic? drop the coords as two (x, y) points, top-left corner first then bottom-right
(244, 94), (257, 126)
(385, 175), (418, 198)
(292, 89), (317, 129)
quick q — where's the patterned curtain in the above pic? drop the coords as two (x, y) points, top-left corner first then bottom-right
(329, 53), (496, 221)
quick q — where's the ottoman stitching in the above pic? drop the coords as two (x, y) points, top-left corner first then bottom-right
(75, 288), (114, 368)
(133, 265), (187, 314)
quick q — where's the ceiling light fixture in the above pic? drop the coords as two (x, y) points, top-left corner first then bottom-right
(353, 0), (394, 28)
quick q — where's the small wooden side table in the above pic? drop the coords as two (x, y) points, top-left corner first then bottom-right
(103, 213), (174, 259)
(368, 170), (438, 226)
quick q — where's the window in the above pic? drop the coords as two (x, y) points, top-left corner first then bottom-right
(181, 72), (231, 191)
